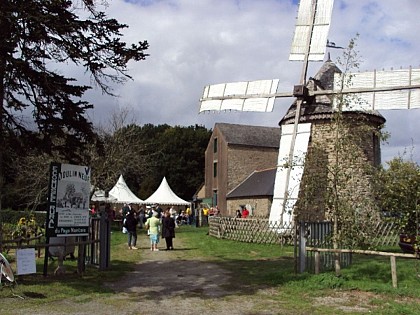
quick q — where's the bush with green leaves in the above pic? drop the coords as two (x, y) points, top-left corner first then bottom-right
(376, 157), (420, 235)
(0, 210), (45, 246)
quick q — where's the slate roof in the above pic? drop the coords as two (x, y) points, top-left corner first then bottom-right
(215, 123), (280, 148)
(227, 168), (276, 198)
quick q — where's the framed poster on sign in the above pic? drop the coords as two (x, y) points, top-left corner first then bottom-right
(46, 163), (91, 237)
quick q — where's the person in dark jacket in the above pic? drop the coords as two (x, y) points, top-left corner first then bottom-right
(125, 211), (139, 249)
(162, 210), (176, 250)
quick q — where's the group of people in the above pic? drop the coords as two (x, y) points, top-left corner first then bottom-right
(90, 203), (117, 220)
(121, 203), (178, 251)
(175, 207), (194, 226)
(235, 206), (250, 219)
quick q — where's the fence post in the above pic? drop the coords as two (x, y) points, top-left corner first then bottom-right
(99, 214), (110, 270)
(77, 236), (86, 274)
(314, 250), (320, 274)
(299, 222), (306, 273)
(390, 255), (397, 288)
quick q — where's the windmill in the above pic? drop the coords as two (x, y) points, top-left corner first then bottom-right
(198, 0), (420, 227)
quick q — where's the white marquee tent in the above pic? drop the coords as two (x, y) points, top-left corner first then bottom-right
(91, 174), (144, 204)
(91, 189), (117, 203)
(144, 177), (190, 206)
(109, 175), (144, 204)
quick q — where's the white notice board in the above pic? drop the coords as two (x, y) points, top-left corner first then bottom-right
(16, 248), (37, 275)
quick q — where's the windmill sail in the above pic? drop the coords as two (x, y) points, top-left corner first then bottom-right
(199, 79), (281, 112)
(269, 123), (311, 227)
(289, 0), (334, 62)
(332, 68), (420, 110)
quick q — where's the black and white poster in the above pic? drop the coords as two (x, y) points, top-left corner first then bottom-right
(46, 163), (91, 237)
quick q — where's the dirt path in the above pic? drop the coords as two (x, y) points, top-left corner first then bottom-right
(4, 230), (290, 315)
(106, 252), (232, 299)
(101, 233), (266, 315)
(89, 231), (381, 315)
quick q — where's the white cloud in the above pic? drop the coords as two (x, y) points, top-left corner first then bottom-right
(85, 0), (420, 164)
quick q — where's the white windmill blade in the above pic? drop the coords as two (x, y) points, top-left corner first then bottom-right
(269, 123), (311, 228)
(289, 0), (335, 62)
(332, 68), (420, 111)
(199, 79), (290, 113)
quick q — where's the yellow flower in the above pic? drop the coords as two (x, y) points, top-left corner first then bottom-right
(18, 217), (27, 226)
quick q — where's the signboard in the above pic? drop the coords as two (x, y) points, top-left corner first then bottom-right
(46, 163), (91, 237)
(16, 248), (36, 275)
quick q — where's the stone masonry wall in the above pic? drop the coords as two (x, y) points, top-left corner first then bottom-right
(227, 146), (278, 193)
(227, 198), (272, 217)
(295, 117), (381, 222)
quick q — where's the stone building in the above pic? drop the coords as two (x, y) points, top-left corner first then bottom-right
(204, 123), (280, 216)
(226, 168), (276, 217)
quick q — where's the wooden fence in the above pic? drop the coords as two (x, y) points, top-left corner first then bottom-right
(306, 247), (417, 288)
(208, 216), (295, 245)
(208, 216), (400, 247)
(371, 220), (399, 247)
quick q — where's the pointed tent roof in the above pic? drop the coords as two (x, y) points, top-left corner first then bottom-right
(91, 189), (117, 203)
(108, 175), (144, 204)
(144, 177), (190, 205)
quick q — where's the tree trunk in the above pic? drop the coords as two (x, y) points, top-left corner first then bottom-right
(0, 3), (11, 249)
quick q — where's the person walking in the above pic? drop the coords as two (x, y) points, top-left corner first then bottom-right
(162, 210), (176, 250)
(145, 211), (162, 251)
(124, 211), (139, 250)
(121, 203), (130, 219)
(138, 207), (145, 229)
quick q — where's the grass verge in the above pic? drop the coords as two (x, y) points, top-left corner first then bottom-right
(1, 225), (420, 314)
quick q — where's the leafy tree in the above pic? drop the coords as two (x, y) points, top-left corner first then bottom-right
(129, 123), (171, 198)
(293, 36), (387, 275)
(376, 157), (420, 235)
(88, 109), (158, 196)
(133, 124), (211, 200)
(153, 125), (211, 200)
(0, 0), (149, 210)
(7, 108), (153, 210)
(325, 38), (384, 263)
(5, 120), (211, 210)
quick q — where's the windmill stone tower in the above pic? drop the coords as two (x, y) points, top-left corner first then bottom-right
(280, 58), (385, 222)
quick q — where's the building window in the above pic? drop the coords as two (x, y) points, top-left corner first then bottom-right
(213, 137), (218, 153)
(213, 162), (217, 177)
(213, 190), (218, 207)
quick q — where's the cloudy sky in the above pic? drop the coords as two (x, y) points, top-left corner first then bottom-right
(85, 0), (420, 164)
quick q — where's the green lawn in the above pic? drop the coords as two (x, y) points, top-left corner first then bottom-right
(1, 225), (420, 314)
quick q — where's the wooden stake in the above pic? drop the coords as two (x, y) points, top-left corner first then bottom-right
(390, 255), (397, 288)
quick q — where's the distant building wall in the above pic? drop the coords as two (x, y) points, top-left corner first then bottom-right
(227, 197), (272, 218)
(204, 125), (279, 216)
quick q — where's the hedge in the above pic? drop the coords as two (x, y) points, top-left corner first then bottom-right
(0, 209), (46, 227)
